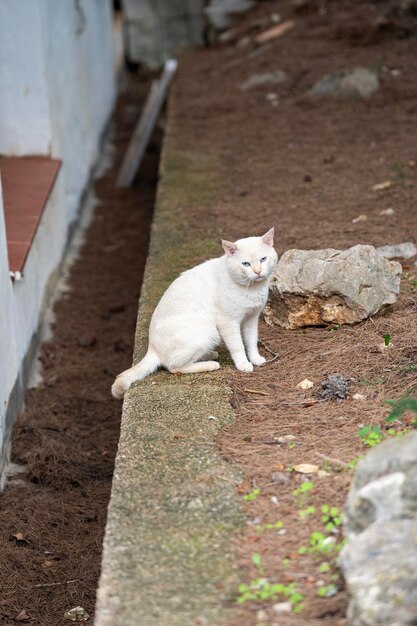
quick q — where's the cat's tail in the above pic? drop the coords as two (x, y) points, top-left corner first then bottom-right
(111, 349), (161, 399)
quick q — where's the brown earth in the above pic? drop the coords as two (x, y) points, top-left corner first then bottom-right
(168, 1), (417, 624)
(0, 77), (159, 626)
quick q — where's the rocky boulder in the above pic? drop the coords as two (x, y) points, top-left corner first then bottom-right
(269, 245), (402, 329)
(340, 432), (417, 626)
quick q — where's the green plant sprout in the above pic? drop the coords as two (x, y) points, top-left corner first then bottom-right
(299, 505), (316, 520)
(317, 583), (338, 598)
(321, 505), (342, 532)
(357, 425), (384, 447)
(298, 531), (346, 557)
(346, 455), (363, 470)
(243, 488), (260, 502)
(237, 553), (304, 611)
(293, 481), (314, 507)
(256, 520), (284, 533)
(318, 562), (331, 574)
(384, 334), (391, 347)
(251, 552), (264, 574)
(237, 578), (304, 612)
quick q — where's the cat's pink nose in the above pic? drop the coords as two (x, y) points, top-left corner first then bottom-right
(253, 265), (262, 275)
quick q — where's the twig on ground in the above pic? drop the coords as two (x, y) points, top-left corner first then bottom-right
(259, 340), (280, 364)
(315, 451), (350, 470)
(30, 579), (80, 589)
(243, 388), (270, 396)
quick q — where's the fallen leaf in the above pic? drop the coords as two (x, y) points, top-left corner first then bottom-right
(16, 610), (30, 622)
(296, 378), (314, 390)
(372, 180), (392, 191)
(255, 19), (296, 44)
(11, 532), (28, 545)
(293, 463), (319, 474)
(352, 214), (367, 223)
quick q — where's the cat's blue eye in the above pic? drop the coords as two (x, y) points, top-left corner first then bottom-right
(260, 257), (267, 263)
(242, 261), (251, 267)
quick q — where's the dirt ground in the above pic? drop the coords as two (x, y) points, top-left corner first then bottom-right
(0, 78), (159, 625)
(170, 1), (417, 624)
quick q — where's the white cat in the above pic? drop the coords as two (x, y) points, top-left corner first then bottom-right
(111, 228), (278, 399)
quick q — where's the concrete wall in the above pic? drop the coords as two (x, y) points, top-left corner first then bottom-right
(122, 0), (206, 69)
(0, 0), (116, 487)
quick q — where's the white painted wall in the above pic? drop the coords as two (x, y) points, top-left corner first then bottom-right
(0, 0), (52, 155)
(0, 0), (116, 486)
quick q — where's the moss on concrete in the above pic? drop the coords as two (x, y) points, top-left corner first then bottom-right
(95, 105), (242, 626)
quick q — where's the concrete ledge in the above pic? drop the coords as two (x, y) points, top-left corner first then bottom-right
(95, 95), (243, 625)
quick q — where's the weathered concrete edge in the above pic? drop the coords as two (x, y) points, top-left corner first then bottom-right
(95, 96), (243, 626)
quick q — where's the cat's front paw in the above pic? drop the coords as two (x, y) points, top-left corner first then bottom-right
(111, 374), (130, 399)
(235, 360), (254, 373)
(250, 355), (266, 367)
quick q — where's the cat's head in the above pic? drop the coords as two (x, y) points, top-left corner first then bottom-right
(221, 228), (278, 286)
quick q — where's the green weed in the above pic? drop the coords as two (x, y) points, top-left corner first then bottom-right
(243, 488), (260, 502)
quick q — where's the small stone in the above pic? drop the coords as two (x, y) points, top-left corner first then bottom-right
(271, 495), (279, 505)
(271, 471), (291, 485)
(310, 67), (379, 100)
(376, 242), (417, 260)
(277, 434), (297, 443)
(240, 69), (287, 91)
(266, 92), (279, 102)
(352, 393), (366, 401)
(272, 601), (292, 614)
(256, 609), (268, 622)
(379, 207), (395, 216)
(296, 378), (314, 390)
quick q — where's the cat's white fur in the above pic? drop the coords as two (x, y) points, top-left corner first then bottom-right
(111, 228), (278, 399)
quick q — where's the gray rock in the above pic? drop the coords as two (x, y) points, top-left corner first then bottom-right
(240, 70), (287, 91)
(269, 245), (402, 329)
(340, 432), (417, 625)
(376, 242), (417, 260)
(344, 432), (417, 537)
(310, 68), (380, 100)
(339, 520), (417, 626)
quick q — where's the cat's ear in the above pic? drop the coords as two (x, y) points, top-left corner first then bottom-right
(222, 239), (238, 256)
(262, 227), (275, 247)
